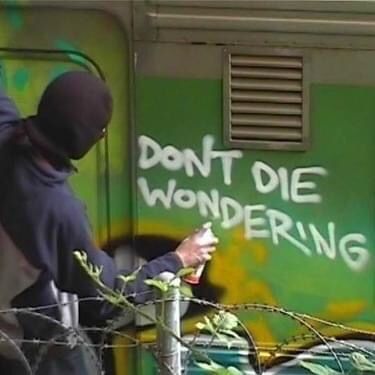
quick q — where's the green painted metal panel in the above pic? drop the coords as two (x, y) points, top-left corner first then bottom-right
(0, 2), (374, 374)
(0, 5), (135, 374)
(135, 76), (374, 370)
(0, 5), (131, 244)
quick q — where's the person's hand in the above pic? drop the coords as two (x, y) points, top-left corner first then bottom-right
(174, 231), (218, 268)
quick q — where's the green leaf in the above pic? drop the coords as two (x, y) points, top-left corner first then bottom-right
(118, 267), (141, 284)
(217, 370), (233, 375)
(196, 315), (239, 347)
(195, 322), (206, 330)
(118, 274), (136, 284)
(179, 285), (193, 298)
(226, 367), (243, 375)
(351, 352), (375, 372)
(144, 279), (169, 293)
(220, 329), (242, 340)
(213, 333), (235, 349)
(300, 361), (341, 375)
(176, 267), (196, 278)
(93, 265), (103, 277)
(195, 361), (223, 372)
(195, 362), (244, 375)
(203, 316), (215, 333)
(212, 311), (239, 331)
(74, 250), (87, 263)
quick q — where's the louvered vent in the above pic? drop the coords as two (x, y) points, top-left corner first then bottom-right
(224, 52), (309, 150)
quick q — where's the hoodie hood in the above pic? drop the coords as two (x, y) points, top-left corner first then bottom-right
(33, 71), (113, 160)
(13, 142), (73, 189)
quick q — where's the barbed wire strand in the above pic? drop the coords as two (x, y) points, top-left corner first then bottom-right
(0, 296), (373, 374)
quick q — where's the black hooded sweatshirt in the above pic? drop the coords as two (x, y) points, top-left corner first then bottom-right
(0, 87), (182, 360)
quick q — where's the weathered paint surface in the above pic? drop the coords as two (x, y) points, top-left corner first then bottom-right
(0, 5), (131, 244)
(0, 4), (135, 373)
(135, 78), (374, 371)
(0, 3), (373, 375)
(136, 77), (373, 314)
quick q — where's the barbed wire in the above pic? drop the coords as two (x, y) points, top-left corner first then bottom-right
(0, 296), (373, 375)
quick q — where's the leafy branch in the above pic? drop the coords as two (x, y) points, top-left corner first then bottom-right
(74, 251), (243, 374)
(301, 352), (375, 375)
(195, 311), (242, 348)
(75, 250), (374, 375)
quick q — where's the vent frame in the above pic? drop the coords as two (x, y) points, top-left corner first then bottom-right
(223, 47), (310, 151)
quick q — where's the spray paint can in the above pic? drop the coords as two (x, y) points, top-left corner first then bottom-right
(184, 222), (216, 285)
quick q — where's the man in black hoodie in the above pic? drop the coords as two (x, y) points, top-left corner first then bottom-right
(0, 71), (216, 374)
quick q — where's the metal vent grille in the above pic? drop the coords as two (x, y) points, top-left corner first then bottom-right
(224, 51), (309, 150)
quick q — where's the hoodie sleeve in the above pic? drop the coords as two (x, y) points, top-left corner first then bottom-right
(0, 87), (20, 147)
(56, 199), (183, 320)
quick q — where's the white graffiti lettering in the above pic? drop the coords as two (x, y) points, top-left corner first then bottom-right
(266, 209), (312, 256)
(251, 161), (328, 203)
(137, 177), (370, 272)
(243, 205), (269, 239)
(137, 135), (371, 273)
(339, 234), (370, 272)
(138, 135), (243, 185)
(309, 222), (336, 259)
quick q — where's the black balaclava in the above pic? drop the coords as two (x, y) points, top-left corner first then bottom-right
(33, 71), (113, 160)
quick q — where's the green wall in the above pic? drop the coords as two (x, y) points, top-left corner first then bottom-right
(0, 3), (373, 373)
(135, 77), (374, 347)
(0, 6), (131, 245)
(0, 5), (134, 373)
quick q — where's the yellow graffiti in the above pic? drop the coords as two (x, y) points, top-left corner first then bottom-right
(210, 232), (276, 305)
(246, 318), (278, 348)
(323, 300), (367, 321)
